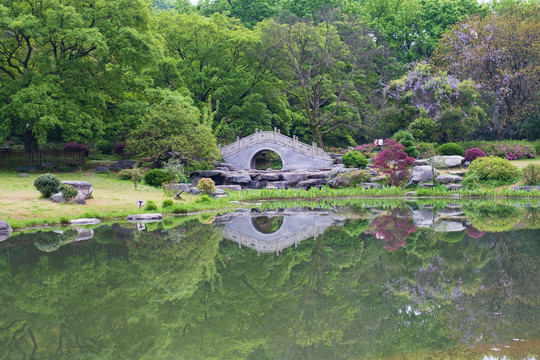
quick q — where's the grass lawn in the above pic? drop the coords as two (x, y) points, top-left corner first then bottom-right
(0, 171), (195, 223)
(511, 158), (540, 168)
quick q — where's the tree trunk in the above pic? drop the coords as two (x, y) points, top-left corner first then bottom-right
(23, 128), (39, 153)
(311, 126), (324, 148)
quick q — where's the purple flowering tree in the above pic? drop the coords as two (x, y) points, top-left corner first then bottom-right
(434, 4), (540, 139)
(384, 63), (486, 142)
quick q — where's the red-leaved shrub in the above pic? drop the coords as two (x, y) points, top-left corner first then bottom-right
(113, 143), (125, 154)
(63, 142), (89, 157)
(372, 140), (415, 186)
(464, 147), (486, 162)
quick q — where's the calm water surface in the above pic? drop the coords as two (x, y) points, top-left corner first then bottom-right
(1, 202), (539, 359)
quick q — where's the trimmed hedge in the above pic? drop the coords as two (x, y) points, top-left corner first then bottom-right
(436, 143), (465, 156)
(144, 169), (175, 187)
(469, 156), (519, 182)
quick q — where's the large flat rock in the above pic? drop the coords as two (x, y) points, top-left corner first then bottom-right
(61, 181), (93, 198)
(429, 156), (464, 169)
(408, 166), (438, 186)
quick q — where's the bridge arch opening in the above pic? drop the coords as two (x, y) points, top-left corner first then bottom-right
(249, 149), (283, 170)
(251, 215), (284, 234)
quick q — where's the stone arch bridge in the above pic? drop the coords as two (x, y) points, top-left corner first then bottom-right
(219, 129), (333, 170)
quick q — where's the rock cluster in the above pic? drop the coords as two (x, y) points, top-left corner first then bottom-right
(50, 181), (93, 205)
(190, 168), (333, 190)
(0, 220), (12, 242)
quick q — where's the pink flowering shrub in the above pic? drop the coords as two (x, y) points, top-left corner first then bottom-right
(459, 141), (535, 160)
(464, 148), (486, 162)
(344, 143), (378, 158)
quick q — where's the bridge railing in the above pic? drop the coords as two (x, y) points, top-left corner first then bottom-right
(219, 129), (331, 160)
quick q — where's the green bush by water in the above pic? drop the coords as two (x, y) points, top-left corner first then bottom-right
(144, 169), (175, 187)
(469, 156), (519, 182)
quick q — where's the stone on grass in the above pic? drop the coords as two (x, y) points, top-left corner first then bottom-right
(127, 213), (163, 222)
(445, 184), (464, 190)
(20, 174), (28, 177)
(110, 160), (137, 170)
(41, 162), (54, 169)
(70, 218), (101, 225)
(61, 181), (93, 198)
(408, 166), (439, 186)
(0, 220), (12, 242)
(188, 187), (201, 195)
(420, 183), (436, 188)
(17, 165), (36, 172)
(448, 170), (466, 176)
(212, 189), (227, 196)
(229, 201), (240, 205)
(435, 174), (462, 184)
(95, 166), (109, 173)
(73, 192), (86, 205)
(50, 192), (64, 203)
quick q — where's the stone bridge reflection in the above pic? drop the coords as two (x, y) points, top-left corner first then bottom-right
(217, 210), (335, 255)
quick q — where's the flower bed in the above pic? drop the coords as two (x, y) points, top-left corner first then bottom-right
(458, 141), (535, 160)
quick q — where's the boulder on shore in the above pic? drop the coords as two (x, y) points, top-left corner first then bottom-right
(429, 156), (464, 169)
(408, 166), (438, 186)
(435, 174), (462, 184)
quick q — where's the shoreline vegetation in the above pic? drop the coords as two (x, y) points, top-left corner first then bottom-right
(1, 171), (539, 231)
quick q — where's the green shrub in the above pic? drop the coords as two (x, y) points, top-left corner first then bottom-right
(144, 200), (157, 211)
(162, 158), (189, 183)
(59, 183), (78, 200)
(95, 140), (113, 155)
(162, 199), (174, 208)
(461, 171), (480, 189)
(144, 169), (175, 187)
(342, 151), (368, 168)
(34, 173), (60, 198)
(417, 142), (436, 159)
(196, 194), (212, 203)
(332, 170), (371, 187)
(118, 169), (133, 180)
(196, 178), (216, 195)
(469, 156), (519, 182)
(436, 143), (465, 156)
(521, 164), (540, 185)
(392, 130), (419, 158)
(408, 117), (438, 142)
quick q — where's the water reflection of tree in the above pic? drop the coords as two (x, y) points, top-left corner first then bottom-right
(371, 209), (418, 251)
(0, 216), (538, 359)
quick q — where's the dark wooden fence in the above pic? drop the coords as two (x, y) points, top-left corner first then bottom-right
(0, 150), (86, 168)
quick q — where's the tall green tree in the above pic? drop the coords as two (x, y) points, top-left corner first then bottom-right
(0, 0), (158, 152)
(259, 14), (388, 146)
(154, 12), (291, 141)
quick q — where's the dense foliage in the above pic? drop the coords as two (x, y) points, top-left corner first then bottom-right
(0, 0), (537, 157)
(59, 183), (78, 200)
(464, 148), (486, 163)
(469, 156), (519, 182)
(33, 173), (60, 198)
(144, 169), (175, 187)
(342, 151), (368, 168)
(522, 164), (540, 186)
(372, 140), (415, 186)
(197, 178), (217, 195)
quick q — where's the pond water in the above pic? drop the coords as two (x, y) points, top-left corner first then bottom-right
(1, 202), (539, 359)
